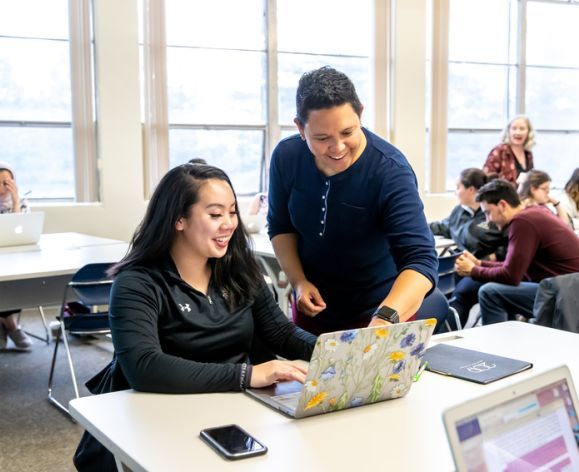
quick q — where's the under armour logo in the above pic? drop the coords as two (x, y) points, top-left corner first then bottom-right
(179, 303), (191, 312)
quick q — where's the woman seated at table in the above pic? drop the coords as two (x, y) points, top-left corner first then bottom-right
(429, 168), (506, 259)
(0, 161), (33, 351)
(74, 163), (316, 471)
(518, 169), (572, 225)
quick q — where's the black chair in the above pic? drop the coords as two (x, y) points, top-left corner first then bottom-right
(47, 263), (114, 417)
(415, 287), (460, 334)
(436, 252), (462, 330)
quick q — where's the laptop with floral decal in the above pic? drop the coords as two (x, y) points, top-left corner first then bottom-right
(246, 318), (436, 418)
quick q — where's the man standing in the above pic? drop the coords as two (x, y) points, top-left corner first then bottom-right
(455, 179), (579, 325)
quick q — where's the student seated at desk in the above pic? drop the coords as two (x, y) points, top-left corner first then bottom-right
(429, 168), (506, 259)
(0, 161), (32, 351)
(517, 169), (572, 226)
(455, 179), (579, 326)
(74, 163), (316, 471)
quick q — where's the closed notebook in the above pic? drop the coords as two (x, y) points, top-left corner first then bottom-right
(423, 344), (532, 384)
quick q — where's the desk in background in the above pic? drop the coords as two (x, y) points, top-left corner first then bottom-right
(250, 233), (457, 316)
(0, 232), (128, 311)
(70, 322), (579, 472)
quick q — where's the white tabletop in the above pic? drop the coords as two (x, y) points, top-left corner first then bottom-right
(70, 322), (579, 472)
(250, 232), (456, 258)
(0, 232), (128, 282)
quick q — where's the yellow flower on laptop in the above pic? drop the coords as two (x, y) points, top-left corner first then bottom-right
(425, 318), (437, 327)
(363, 343), (377, 359)
(389, 374), (401, 381)
(375, 327), (389, 338)
(305, 392), (328, 410)
(324, 338), (338, 351)
(389, 351), (407, 362)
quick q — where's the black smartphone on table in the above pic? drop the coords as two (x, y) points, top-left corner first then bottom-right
(199, 424), (267, 460)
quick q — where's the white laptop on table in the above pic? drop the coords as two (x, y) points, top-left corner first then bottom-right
(0, 212), (45, 247)
(444, 365), (579, 472)
(246, 318), (437, 419)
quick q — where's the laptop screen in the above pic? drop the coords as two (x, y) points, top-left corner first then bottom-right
(453, 378), (579, 471)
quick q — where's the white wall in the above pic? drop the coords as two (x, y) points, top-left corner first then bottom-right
(38, 0), (455, 240)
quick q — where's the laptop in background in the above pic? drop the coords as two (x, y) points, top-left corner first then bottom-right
(246, 319), (436, 419)
(0, 212), (45, 247)
(444, 365), (579, 472)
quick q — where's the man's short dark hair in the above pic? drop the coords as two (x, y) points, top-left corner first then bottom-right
(295, 66), (363, 126)
(476, 179), (521, 207)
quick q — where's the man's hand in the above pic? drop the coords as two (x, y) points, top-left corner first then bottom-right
(455, 251), (480, 277)
(295, 280), (326, 317)
(250, 360), (309, 388)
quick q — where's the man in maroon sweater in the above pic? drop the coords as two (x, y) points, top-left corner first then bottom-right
(456, 179), (579, 325)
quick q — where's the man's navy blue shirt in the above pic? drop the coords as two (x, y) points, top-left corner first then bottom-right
(268, 128), (438, 331)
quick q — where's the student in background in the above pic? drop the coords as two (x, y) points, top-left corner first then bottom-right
(267, 66), (438, 336)
(483, 115), (535, 185)
(518, 169), (572, 225)
(455, 179), (579, 325)
(429, 168), (506, 259)
(74, 163), (316, 471)
(558, 167), (579, 229)
(0, 162), (33, 351)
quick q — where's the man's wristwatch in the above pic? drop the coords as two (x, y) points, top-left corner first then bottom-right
(373, 305), (400, 324)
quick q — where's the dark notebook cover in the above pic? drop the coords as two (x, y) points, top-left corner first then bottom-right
(422, 344), (533, 384)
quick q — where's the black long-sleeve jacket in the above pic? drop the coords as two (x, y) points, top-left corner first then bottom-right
(86, 258), (316, 395)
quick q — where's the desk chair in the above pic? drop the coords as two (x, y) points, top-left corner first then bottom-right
(47, 263), (113, 418)
(437, 253), (462, 330)
(414, 288), (459, 334)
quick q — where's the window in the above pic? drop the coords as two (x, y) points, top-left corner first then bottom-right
(0, 0), (96, 201)
(429, 0), (579, 191)
(143, 0), (373, 195)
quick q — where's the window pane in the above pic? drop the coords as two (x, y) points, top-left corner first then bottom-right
(449, 0), (515, 64)
(448, 63), (515, 129)
(169, 129), (263, 195)
(0, 0), (69, 39)
(165, 0), (264, 50)
(277, 0), (371, 56)
(533, 133), (579, 189)
(0, 38), (72, 121)
(0, 126), (74, 199)
(527, 2), (579, 68)
(526, 67), (579, 130)
(446, 131), (499, 190)
(167, 48), (265, 125)
(278, 54), (372, 126)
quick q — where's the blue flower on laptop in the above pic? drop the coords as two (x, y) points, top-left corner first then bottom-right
(363, 343), (377, 359)
(324, 338), (338, 351)
(400, 333), (416, 348)
(340, 330), (358, 344)
(320, 365), (337, 381)
(350, 396), (364, 407)
(393, 360), (405, 374)
(411, 343), (425, 357)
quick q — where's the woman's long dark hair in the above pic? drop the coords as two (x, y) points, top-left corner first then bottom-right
(565, 167), (579, 208)
(110, 163), (264, 308)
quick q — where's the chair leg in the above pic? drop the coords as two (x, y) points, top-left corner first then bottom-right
(17, 306), (50, 344)
(47, 322), (78, 421)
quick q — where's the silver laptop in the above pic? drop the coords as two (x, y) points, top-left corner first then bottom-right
(0, 212), (45, 247)
(444, 365), (579, 472)
(246, 319), (437, 418)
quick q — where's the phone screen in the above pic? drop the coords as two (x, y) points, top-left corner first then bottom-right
(200, 424), (267, 460)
